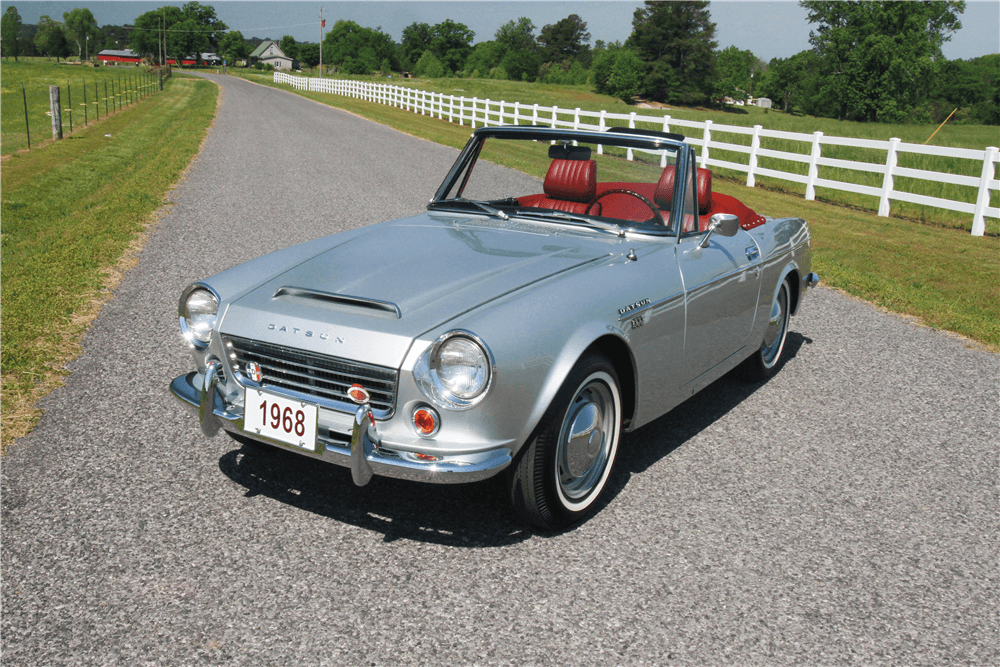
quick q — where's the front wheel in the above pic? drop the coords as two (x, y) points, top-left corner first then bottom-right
(508, 354), (622, 530)
(742, 278), (791, 380)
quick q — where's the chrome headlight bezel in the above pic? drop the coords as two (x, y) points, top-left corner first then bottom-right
(413, 330), (494, 411)
(178, 284), (220, 350)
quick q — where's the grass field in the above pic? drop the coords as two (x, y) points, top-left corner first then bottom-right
(228, 69), (1000, 352)
(251, 69), (1000, 234)
(1, 59), (162, 155)
(0, 71), (218, 450)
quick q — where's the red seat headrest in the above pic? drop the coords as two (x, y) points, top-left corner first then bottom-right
(654, 166), (712, 214)
(544, 159), (597, 203)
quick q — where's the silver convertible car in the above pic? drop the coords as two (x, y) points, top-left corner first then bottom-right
(171, 126), (818, 530)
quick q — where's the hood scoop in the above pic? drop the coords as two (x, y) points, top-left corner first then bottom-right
(273, 286), (402, 319)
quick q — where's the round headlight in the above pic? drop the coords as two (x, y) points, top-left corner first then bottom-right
(437, 337), (489, 399)
(413, 331), (494, 410)
(181, 287), (218, 347)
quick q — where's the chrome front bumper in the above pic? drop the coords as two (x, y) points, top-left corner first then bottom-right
(170, 371), (511, 485)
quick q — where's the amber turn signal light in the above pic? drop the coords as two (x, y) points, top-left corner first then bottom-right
(412, 406), (440, 437)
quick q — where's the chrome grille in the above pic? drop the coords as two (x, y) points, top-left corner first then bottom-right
(222, 335), (398, 416)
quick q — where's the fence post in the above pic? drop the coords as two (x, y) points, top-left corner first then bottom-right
(574, 107), (581, 131)
(971, 146), (998, 236)
(22, 83), (31, 149)
(626, 112), (637, 161)
(805, 131), (823, 201)
(700, 120), (713, 169)
(471, 97), (477, 128)
(550, 106), (557, 129)
(747, 124), (762, 187)
(878, 137), (899, 216)
(514, 101), (520, 125)
(159, 68), (163, 91)
(66, 83), (73, 132)
(597, 110), (606, 155)
(82, 81), (88, 125)
(49, 86), (63, 140)
(660, 115), (673, 167)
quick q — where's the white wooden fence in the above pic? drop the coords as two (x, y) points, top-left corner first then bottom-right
(275, 72), (999, 236)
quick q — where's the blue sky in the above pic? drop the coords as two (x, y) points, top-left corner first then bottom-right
(4, 1), (998, 62)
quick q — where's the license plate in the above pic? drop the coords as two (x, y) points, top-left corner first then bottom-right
(243, 388), (318, 451)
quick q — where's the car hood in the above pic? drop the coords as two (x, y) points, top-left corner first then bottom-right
(219, 213), (621, 367)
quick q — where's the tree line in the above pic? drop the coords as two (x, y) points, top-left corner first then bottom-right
(3, 1), (996, 125)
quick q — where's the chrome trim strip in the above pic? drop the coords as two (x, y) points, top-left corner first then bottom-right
(617, 291), (684, 321)
(273, 287), (402, 318)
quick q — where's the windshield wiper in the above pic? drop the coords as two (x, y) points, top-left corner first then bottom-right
(428, 198), (510, 221)
(518, 210), (624, 237)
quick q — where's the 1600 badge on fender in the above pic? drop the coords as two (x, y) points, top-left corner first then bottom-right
(170, 125), (818, 530)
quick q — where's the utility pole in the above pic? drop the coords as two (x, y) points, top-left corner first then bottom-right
(319, 7), (324, 76)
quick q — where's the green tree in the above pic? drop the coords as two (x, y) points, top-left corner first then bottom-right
(627, 1), (717, 105)
(298, 43), (320, 68)
(323, 20), (398, 74)
(99, 24), (131, 51)
(413, 50), (445, 78)
(2, 6), (24, 60)
(495, 18), (541, 81)
(131, 3), (227, 65)
(760, 50), (817, 113)
(538, 14), (591, 66)
(219, 30), (249, 65)
(34, 15), (70, 61)
(402, 20), (473, 73)
(279, 34), (298, 60)
(63, 7), (101, 59)
(591, 42), (622, 95)
(713, 45), (761, 103)
(607, 49), (645, 103)
(462, 41), (503, 77)
(428, 19), (474, 73)
(800, 0), (964, 122)
(400, 22), (432, 69)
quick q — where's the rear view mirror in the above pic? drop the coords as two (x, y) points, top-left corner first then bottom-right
(699, 214), (740, 248)
(548, 144), (592, 161)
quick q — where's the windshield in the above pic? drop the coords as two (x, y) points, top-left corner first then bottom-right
(431, 129), (684, 234)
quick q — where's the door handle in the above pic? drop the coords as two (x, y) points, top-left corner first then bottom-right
(745, 246), (760, 261)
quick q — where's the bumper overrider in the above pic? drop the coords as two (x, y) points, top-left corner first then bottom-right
(170, 367), (511, 485)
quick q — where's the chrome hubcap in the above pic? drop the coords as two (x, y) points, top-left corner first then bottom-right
(556, 381), (615, 501)
(761, 284), (788, 367)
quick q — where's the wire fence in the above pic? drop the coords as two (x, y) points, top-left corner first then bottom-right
(1, 67), (170, 154)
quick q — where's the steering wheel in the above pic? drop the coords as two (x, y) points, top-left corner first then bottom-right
(589, 189), (665, 226)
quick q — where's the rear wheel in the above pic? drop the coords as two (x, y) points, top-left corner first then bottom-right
(742, 279), (791, 380)
(508, 354), (622, 530)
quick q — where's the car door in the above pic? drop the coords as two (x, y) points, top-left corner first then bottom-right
(674, 164), (762, 392)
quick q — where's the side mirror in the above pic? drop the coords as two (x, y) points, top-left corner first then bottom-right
(699, 213), (740, 248)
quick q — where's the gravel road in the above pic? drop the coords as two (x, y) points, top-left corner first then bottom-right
(3, 73), (998, 666)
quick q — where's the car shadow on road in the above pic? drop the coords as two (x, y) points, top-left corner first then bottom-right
(588, 331), (811, 517)
(218, 332), (809, 546)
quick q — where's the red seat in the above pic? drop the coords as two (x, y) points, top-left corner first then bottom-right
(654, 166), (765, 231)
(518, 159), (597, 215)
